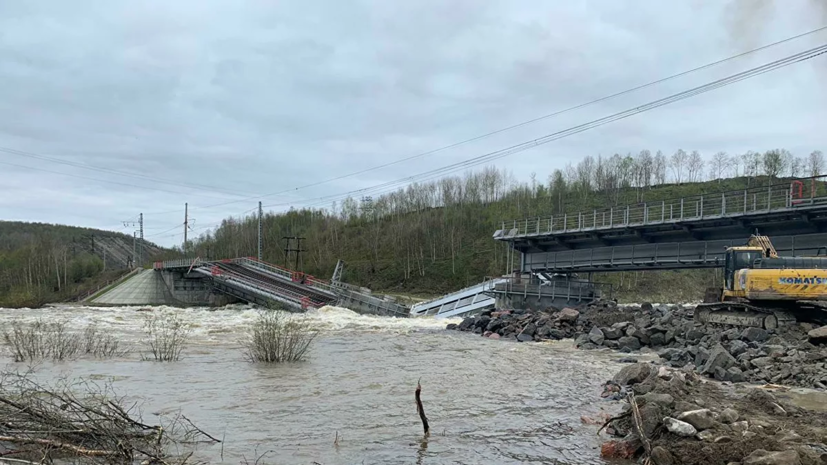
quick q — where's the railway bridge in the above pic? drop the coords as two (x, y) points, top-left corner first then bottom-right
(413, 177), (827, 317)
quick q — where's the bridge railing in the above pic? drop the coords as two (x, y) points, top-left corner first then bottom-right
(231, 257), (338, 295)
(153, 258), (208, 270)
(197, 265), (329, 308)
(483, 275), (613, 302)
(498, 177), (827, 239)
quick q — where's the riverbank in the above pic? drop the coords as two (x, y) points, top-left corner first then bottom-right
(448, 301), (827, 390)
(448, 302), (827, 463)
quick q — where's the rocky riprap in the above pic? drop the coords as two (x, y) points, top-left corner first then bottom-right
(597, 363), (827, 465)
(448, 302), (827, 390)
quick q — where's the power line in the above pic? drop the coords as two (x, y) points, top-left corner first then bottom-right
(185, 25), (827, 211)
(259, 42), (827, 211)
(0, 159), (240, 201)
(0, 146), (259, 198)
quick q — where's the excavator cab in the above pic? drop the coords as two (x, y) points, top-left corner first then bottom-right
(723, 247), (763, 290)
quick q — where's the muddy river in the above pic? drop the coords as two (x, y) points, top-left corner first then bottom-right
(0, 304), (626, 464)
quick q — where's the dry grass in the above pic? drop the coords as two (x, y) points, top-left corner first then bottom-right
(243, 309), (317, 363)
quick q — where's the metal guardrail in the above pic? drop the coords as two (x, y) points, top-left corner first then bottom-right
(153, 258), (208, 270)
(483, 275), (612, 303)
(410, 278), (505, 317)
(497, 178), (827, 239)
(193, 265), (332, 309)
(232, 257), (338, 295)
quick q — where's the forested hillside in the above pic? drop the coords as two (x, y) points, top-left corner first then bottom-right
(0, 222), (165, 307)
(170, 148), (826, 302)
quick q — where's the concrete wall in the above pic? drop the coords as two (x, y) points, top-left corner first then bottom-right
(159, 271), (213, 306)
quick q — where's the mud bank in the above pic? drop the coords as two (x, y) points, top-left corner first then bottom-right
(597, 363), (827, 464)
(447, 301), (827, 390)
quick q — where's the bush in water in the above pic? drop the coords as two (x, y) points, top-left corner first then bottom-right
(3, 319), (81, 362)
(83, 323), (129, 359)
(244, 307), (317, 363)
(141, 312), (191, 362)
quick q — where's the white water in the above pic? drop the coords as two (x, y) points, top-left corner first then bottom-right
(0, 304), (623, 464)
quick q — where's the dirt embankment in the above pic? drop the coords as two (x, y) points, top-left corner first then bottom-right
(597, 363), (827, 464)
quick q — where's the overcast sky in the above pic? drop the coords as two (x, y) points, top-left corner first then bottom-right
(0, 0), (825, 248)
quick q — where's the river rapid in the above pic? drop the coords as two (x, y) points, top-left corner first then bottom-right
(0, 304), (626, 464)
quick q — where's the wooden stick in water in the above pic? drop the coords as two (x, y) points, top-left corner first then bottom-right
(415, 378), (430, 435)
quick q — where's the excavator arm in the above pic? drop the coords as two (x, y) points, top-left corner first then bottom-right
(747, 234), (778, 258)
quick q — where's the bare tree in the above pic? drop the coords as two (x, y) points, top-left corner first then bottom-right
(790, 157), (805, 177)
(809, 150), (824, 177)
(687, 150), (705, 182)
(708, 151), (730, 183)
(670, 149), (688, 183)
(741, 151), (761, 186)
(653, 150), (667, 185)
(762, 149), (789, 180)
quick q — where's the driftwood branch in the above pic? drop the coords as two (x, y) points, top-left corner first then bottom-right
(415, 378), (430, 435)
(0, 435), (118, 456)
(0, 370), (218, 464)
(627, 392), (652, 465)
(596, 410), (631, 436)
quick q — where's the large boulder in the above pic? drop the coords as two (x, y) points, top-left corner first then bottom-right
(458, 317), (476, 331)
(807, 325), (827, 343)
(751, 357), (774, 368)
(612, 362), (652, 386)
(676, 409), (715, 430)
(663, 417), (697, 437)
(618, 336), (642, 351)
(557, 308), (580, 322)
(589, 327), (605, 345)
(741, 327), (770, 343)
(649, 332), (665, 347)
(742, 449), (801, 465)
(729, 340), (749, 357)
(602, 327), (623, 340)
(521, 323), (537, 337)
(686, 327), (706, 341)
(700, 344), (737, 376)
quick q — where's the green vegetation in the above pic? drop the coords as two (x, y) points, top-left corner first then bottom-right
(175, 148), (825, 303)
(0, 221), (166, 307)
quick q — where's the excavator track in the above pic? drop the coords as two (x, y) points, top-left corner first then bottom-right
(694, 302), (796, 330)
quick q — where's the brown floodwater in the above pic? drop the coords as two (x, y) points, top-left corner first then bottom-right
(0, 304), (628, 464)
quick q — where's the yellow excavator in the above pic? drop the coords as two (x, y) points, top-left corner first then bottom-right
(695, 234), (827, 329)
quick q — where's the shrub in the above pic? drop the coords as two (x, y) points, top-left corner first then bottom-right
(83, 323), (129, 358)
(141, 312), (191, 362)
(244, 309), (317, 363)
(3, 319), (81, 362)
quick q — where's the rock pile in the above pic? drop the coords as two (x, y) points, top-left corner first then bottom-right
(447, 305), (598, 342)
(447, 301), (827, 390)
(600, 363), (827, 465)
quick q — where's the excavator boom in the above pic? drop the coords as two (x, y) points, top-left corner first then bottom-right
(747, 234), (778, 258)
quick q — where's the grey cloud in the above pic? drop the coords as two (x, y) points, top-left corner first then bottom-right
(0, 0), (825, 247)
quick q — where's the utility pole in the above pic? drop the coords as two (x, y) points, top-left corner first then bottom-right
(132, 231), (137, 270)
(258, 201), (263, 261)
(283, 236), (305, 271)
(183, 203), (188, 256)
(139, 213), (144, 265)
